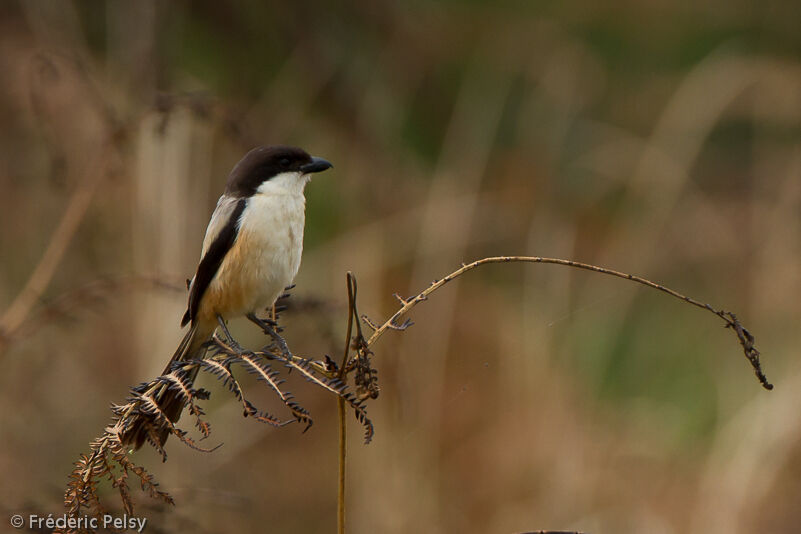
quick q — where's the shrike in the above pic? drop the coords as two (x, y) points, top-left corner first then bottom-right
(127, 145), (332, 449)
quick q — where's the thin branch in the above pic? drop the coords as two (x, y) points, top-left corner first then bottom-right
(365, 256), (773, 390)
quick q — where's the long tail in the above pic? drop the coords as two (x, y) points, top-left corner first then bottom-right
(163, 323), (206, 375)
(124, 323), (212, 450)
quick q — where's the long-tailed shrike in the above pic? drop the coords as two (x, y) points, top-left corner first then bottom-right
(127, 145), (332, 449)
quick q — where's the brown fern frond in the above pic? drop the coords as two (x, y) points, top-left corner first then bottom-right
(160, 370), (196, 404)
(114, 456), (174, 506)
(63, 426), (174, 533)
(348, 302), (380, 402)
(134, 393), (178, 431)
(345, 392), (374, 444)
(237, 353), (287, 399)
(193, 358), (244, 400)
(353, 348), (380, 402)
(64, 452), (106, 520)
(241, 398), (288, 427)
(280, 354), (374, 441)
(281, 355), (347, 395)
(201, 352), (293, 427)
(236, 352), (312, 426)
(186, 396), (211, 438)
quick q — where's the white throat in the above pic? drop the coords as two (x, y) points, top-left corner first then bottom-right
(256, 171), (312, 197)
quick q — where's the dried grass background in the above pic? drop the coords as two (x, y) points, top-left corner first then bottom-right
(1, 1), (800, 533)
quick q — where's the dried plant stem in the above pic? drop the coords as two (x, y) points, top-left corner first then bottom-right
(337, 396), (347, 534)
(0, 151), (109, 346)
(365, 256), (772, 390)
(337, 273), (357, 534)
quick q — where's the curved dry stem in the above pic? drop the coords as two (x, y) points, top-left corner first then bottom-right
(0, 150), (111, 347)
(365, 256), (772, 390)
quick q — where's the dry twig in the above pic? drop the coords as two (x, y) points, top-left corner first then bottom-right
(361, 256), (772, 390)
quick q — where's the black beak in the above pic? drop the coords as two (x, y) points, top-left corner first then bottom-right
(301, 156), (333, 174)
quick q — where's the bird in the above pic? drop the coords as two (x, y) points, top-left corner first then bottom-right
(125, 145), (333, 449)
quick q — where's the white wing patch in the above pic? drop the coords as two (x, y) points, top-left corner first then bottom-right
(201, 195), (242, 257)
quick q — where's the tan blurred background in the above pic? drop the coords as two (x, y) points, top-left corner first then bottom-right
(1, 1), (800, 533)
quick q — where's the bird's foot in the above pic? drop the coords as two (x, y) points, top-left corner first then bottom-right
(216, 315), (245, 352)
(246, 312), (292, 361)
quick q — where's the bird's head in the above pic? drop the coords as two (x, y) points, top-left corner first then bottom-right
(225, 145), (333, 197)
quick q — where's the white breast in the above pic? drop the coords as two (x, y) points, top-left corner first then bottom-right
(201, 183), (307, 321)
(238, 190), (305, 312)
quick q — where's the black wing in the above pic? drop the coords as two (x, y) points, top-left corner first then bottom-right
(182, 198), (247, 326)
